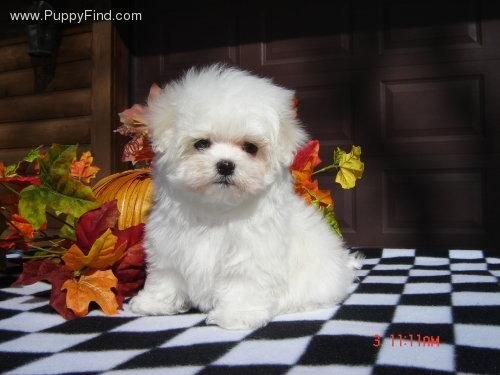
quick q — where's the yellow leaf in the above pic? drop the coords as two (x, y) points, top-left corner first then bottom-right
(335, 145), (365, 189)
(62, 270), (118, 317)
(62, 229), (126, 271)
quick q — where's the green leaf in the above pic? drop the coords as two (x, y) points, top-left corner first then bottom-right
(19, 144), (99, 229)
(322, 205), (343, 239)
(23, 146), (42, 163)
(60, 215), (76, 241)
(20, 185), (98, 229)
(4, 164), (18, 177)
(333, 148), (342, 167)
(19, 185), (47, 229)
(3, 147), (43, 179)
(40, 144), (76, 179)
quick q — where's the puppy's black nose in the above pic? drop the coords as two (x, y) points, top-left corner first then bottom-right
(216, 160), (235, 176)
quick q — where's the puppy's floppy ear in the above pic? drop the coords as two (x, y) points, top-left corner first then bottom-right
(277, 96), (308, 166)
(147, 84), (176, 153)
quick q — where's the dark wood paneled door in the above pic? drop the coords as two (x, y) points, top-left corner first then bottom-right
(129, 0), (500, 252)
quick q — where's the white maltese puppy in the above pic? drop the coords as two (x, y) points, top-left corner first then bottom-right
(130, 65), (361, 329)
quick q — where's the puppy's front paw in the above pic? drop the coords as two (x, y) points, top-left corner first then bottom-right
(206, 308), (271, 330)
(129, 290), (190, 316)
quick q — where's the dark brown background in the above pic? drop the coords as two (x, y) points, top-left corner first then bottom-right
(1, 0), (499, 252)
(125, 0), (500, 252)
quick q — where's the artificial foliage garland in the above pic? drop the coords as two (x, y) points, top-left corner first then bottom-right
(0, 88), (364, 319)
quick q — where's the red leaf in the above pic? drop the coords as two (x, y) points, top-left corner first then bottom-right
(11, 259), (76, 319)
(133, 139), (155, 164)
(12, 259), (71, 286)
(0, 233), (24, 250)
(0, 176), (41, 189)
(291, 140), (321, 172)
(112, 223), (144, 249)
(76, 201), (120, 254)
(121, 136), (154, 165)
(50, 281), (76, 320)
(112, 224), (146, 303)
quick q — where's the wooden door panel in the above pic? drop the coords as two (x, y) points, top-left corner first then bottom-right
(379, 0), (481, 52)
(130, 0), (500, 250)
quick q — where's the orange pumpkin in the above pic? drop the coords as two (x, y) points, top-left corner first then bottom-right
(92, 168), (153, 230)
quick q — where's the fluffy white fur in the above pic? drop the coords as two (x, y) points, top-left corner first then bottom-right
(129, 65), (362, 329)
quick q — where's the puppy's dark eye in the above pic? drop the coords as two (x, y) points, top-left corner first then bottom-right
(194, 139), (211, 151)
(243, 142), (258, 156)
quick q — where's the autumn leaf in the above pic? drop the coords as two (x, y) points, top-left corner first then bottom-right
(113, 242), (145, 306)
(12, 258), (69, 286)
(4, 163), (18, 177)
(62, 270), (118, 317)
(116, 84), (159, 166)
(63, 229), (126, 271)
(12, 259), (76, 319)
(117, 83), (159, 131)
(0, 176), (41, 189)
(76, 201), (120, 253)
(19, 145), (99, 229)
(70, 151), (100, 183)
(1, 213), (46, 250)
(122, 135), (154, 165)
(23, 146), (43, 163)
(291, 140), (321, 175)
(8, 213), (36, 239)
(17, 185), (48, 229)
(59, 215), (76, 241)
(0, 159), (41, 188)
(291, 140), (333, 208)
(321, 204), (343, 239)
(335, 145), (365, 189)
(119, 104), (147, 126)
(112, 223), (145, 304)
(0, 147), (43, 187)
(0, 233), (22, 250)
(72, 201), (145, 305)
(292, 170), (333, 206)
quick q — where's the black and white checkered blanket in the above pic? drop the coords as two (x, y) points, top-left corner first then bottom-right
(0, 249), (499, 374)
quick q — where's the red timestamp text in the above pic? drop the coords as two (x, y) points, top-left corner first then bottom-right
(373, 334), (440, 348)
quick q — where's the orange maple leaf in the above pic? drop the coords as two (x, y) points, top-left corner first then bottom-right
(291, 140), (333, 208)
(8, 213), (37, 239)
(292, 170), (333, 207)
(62, 229), (127, 271)
(62, 270), (118, 317)
(0, 161), (5, 178)
(70, 151), (100, 183)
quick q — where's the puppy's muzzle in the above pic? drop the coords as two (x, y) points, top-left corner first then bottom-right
(216, 159), (235, 176)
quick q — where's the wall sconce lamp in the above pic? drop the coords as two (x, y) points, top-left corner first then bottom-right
(26, 0), (60, 57)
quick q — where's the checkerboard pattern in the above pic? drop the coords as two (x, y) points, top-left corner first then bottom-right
(1, 249), (499, 374)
